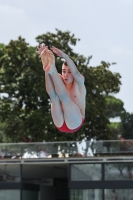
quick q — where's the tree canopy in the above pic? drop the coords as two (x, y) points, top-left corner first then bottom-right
(0, 29), (122, 142)
(105, 96), (125, 119)
(120, 112), (133, 139)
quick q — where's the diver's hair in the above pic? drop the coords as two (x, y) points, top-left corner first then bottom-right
(63, 60), (77, 67)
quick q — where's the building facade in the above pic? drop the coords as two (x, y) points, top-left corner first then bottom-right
(0, 140), (132, 200)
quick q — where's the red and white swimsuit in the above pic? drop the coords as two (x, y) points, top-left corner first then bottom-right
(55, 118), (85, 133)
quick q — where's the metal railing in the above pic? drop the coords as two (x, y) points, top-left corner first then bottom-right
(0, 140), (132, 159)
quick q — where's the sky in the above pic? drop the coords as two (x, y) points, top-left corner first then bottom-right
(0, 0), (133, 113)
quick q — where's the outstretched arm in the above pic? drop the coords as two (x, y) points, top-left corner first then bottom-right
(51, 46), (84, 85)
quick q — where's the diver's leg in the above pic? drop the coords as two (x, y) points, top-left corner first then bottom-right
(45, 72), (64, 127)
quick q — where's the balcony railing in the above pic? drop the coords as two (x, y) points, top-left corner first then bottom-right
(0, 140), (132, 159)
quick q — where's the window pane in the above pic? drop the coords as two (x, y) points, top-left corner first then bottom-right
(105, 163), (133, 180)
(70, 189), (102, 200)
(0, 190), (20, 200)
(22, 190), (38, 200)
(71, 164), (101, 181)
(0, 165), (20, 182)
(105, 189), (133, 200)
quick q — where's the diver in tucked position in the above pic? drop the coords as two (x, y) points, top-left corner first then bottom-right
(37, 44), (86, 133)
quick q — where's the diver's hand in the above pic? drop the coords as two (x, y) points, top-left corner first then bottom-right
(51, 46), (67, 59)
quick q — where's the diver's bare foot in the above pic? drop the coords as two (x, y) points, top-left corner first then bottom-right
(45, 50), (55, 74)
(40, 49), (49, 71)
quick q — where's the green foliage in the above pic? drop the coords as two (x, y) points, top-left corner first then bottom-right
(121, 112), (133, 139)
(104, 96), (125, 139)
(108, 122), (122, 139)
(0, 37), (50, 141)
(0, 29), (122, 142)
(105, 96), (125, 118)
(81, 63), (121, 140)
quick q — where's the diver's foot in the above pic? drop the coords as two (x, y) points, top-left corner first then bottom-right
(40, 49), (49, 71)
(45, 50), (55, 74)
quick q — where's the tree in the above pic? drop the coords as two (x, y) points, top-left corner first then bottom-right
(0, 29), (121, 142)
(108, 122), (122, 139)
(104, 96), (125, 138)
(0, 37), (51, 142)
(121, 112), (133, 139)
(81, 62), (121, 140)
(105, 95), (125, 119)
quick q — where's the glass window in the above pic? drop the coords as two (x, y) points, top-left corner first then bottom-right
(105, 189), (133, 200)
(71, 164), (101, 181)
(70, 189), (102, 200)
(0, 190), (20, 200)
(105, 163), (133, 180)
(22, 190), (38, 200)
(0, 165), (20, 182)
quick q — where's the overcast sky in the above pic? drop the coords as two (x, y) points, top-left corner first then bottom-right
(0, 0), (133, 113)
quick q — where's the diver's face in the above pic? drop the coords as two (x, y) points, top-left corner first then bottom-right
(62, 64), (74, 84)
